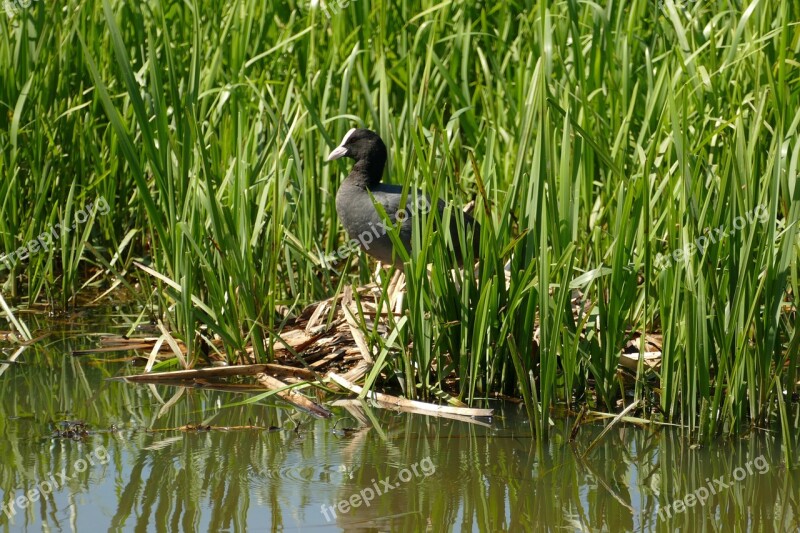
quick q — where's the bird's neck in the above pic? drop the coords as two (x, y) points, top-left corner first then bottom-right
(349, 158), (385, 188)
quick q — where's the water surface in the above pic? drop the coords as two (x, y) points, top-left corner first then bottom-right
(0, 320), (797, 532)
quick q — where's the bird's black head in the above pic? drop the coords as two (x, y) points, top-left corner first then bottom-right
(326, 128), (386, 163)
(326, 128), (388, 187)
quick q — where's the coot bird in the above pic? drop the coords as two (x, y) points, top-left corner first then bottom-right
(326, 128), (480, 268)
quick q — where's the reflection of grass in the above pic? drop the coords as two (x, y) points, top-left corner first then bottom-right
(1, 0), (798, 444)
(0, 349), (305, 528)
(0, 348), (797, 530)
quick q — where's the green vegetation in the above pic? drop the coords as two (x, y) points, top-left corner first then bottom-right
(1, 0), (798, 444)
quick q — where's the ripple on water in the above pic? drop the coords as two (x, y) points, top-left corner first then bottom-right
(254, 461), (351, 484)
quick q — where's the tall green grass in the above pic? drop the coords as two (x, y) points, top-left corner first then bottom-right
(0, 0), (798, 444)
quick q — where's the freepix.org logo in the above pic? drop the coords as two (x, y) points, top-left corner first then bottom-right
(319, 194), (431, 270)
(2, 0), (41, 24)
(0, 196), (111, 271)
(655, 205), (769, 271)
(320, 457), (436, 522)
(658, 454), (770, 521)
(308, 0), (354, 19)
(1, 445), (110, 521)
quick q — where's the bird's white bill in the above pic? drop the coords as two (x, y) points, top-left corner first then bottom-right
(326, 146), (348, 161)
(326, 128), (357, 161)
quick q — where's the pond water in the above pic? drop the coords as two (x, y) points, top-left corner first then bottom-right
(0, 317), (798, 532)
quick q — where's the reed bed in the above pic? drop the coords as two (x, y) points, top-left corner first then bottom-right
(0, 0), (798, 444)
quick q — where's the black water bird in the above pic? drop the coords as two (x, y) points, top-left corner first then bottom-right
(326, 128), (480, 268)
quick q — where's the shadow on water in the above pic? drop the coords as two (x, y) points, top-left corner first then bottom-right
(0, 318), (798, 532)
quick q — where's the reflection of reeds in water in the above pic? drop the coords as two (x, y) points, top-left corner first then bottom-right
(301, 405), (799, 531)
(0, 349), (798, 530)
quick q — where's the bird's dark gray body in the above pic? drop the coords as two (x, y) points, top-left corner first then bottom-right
(328, 128), (479, 268)
(336, 181), (423, 266)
